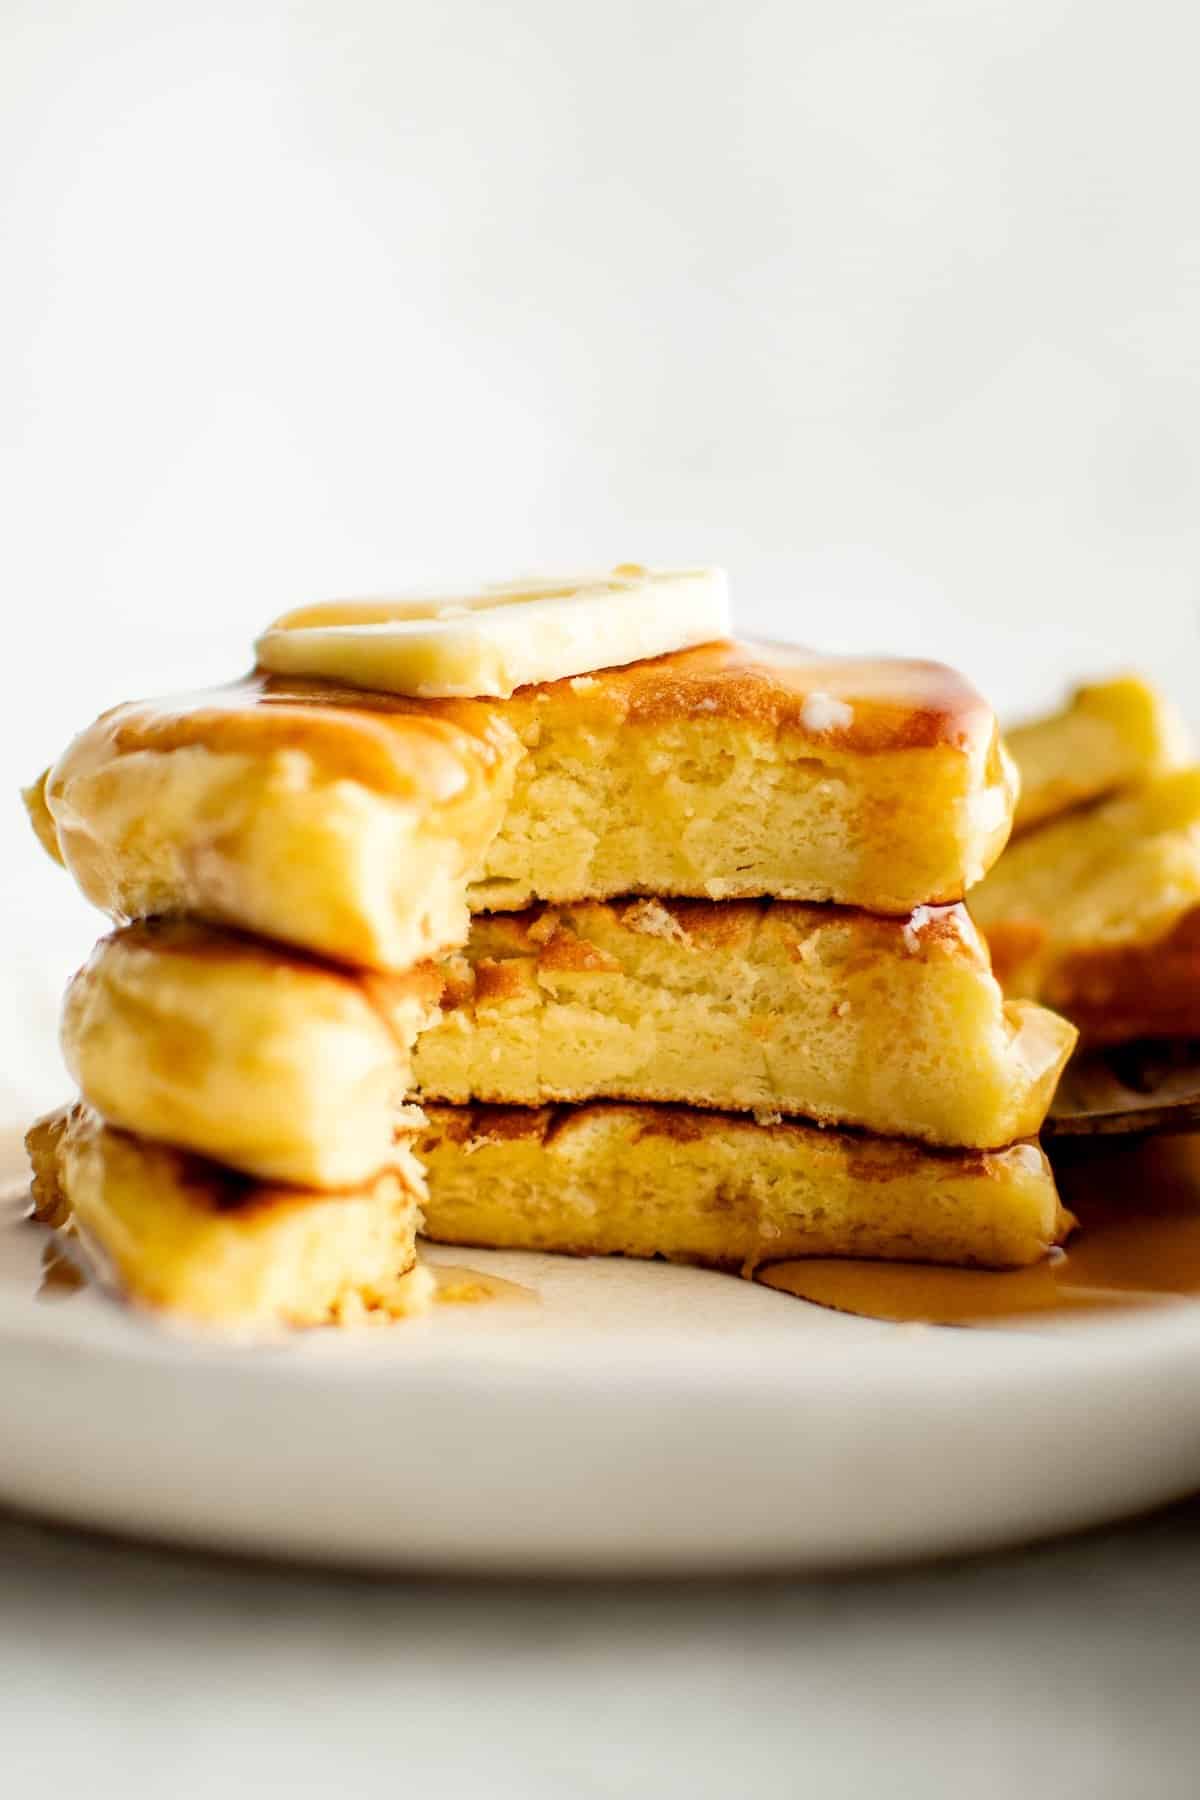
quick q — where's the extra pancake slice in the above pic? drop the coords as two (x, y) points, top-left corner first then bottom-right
(974, 742), (1200, 1046)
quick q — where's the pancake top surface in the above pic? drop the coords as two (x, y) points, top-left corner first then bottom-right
(52, 641), (998, 796)
(487, 640), (996, 755)
(52, 672), (518, 808)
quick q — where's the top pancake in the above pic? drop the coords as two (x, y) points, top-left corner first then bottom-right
(28, 641), (1015, 969)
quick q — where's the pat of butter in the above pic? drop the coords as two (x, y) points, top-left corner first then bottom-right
(255, 565), (731, 699)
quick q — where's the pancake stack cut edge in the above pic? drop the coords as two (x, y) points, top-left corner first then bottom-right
(23, 576), (1083, 1330)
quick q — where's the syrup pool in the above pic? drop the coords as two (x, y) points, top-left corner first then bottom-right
(758, 1134), (1200, 1326)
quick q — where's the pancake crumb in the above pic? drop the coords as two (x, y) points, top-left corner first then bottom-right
(800, 692), (854, 733)
(903, 905), (936, 954)
(623, 898), (689, 943)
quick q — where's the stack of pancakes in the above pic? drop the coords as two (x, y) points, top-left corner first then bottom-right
(26, 639), (1076, 1329)
(973, 676), (1200, 1047)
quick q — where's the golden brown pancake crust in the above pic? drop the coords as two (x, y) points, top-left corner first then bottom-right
(52, 673), (517, 807)
(108, 916), (442, 1007)
(58, 640), (996, 773)
(426, 1098), (1009, 1169)
(451, 894), (987, 974)
(493, 640), (997, 752)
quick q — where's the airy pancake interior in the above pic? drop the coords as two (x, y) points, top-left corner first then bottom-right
(415, 897), (1075, 1148)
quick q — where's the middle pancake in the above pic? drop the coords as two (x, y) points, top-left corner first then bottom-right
(62, 904), (1076, 1182)
(414, 898), (1074, 1145)
(61, 920), (441, 1188)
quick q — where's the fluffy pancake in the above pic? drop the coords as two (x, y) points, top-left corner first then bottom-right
(63, 906), (1074, 1161)
(27, 1106), (433, 1329)
(465, 641), (1014, 914)
(419, 1103), (1070, 1271)
(972, 770), (1200, 1043)
(61, 921), (440, 1185)
(1008, 675), (1190, 834)
(415, 898), (1075, 1147)
(26, 676), (521, 971)
(28, 643), (1014, 967)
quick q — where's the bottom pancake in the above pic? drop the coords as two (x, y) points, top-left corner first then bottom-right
(26, 1106), (433, 1330)
(419, 1103), (1070, 1271)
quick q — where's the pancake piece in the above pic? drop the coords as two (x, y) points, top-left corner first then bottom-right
(415, 899), (1075, 1147)
(27, 644), (1014, 967)
(27, 1106), (433, 1329)
(61, 922), (440, 1186)
(26, 676), (522, 970)
(465, 642), (1014, 914)
(420, 1103), (1070, 1271)
(972, 770), (1200, 1043)
(1008, 675), (1191, 834)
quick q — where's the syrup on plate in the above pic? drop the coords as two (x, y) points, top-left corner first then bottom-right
(432, 1265), (538, 1307)
(758, 1134), (1200, 1326)
(37, 1238), (88, 1299)
(28, 1214), (535, 1319)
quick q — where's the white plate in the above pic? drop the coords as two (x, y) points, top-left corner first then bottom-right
(5, 1129), (1200, 1572)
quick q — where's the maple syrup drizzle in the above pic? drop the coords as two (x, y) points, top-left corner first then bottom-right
(31, 1230), (533, 1317)
(37, 1238), (88, 1299)
(432, 1264), (538, 1307)
(757, 1134), (1200, 1325)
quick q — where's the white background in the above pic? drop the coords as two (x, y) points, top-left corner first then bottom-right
(2, 0), (1199, 1113)
(2, 13), (1200, 1782)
